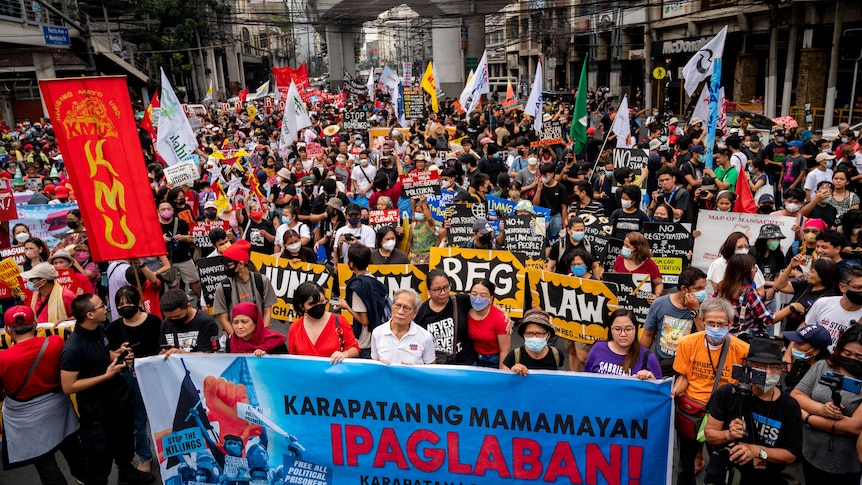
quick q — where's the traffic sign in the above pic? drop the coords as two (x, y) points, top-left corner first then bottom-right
(653, 67), (667, 80)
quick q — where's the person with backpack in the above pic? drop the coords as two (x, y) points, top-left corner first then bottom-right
(211, 239), (277, 337)
(337, 244), (390, 359)
(503, 309), (564, 375)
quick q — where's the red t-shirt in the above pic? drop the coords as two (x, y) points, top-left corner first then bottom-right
(27, 287), (76, 323)
(467, 305), (508, 355)
(0, 335), (64, 400)
(288, 313), (359, 357)
(368, 182), (403, 210)
(612, 255), (662, 281)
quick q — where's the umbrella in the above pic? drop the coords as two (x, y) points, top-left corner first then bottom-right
(772, 116), (798, 129)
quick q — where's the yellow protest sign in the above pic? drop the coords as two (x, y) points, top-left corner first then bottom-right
(368, 127), (410, 140)
(526, 269), (619, 344)
(0, 257), (23, 295)
(247, 105), (258, 119)
(429, 248), (526, 318)
(336, 264), (429, 324)
(0, 322), (76, 350)
(249, 252), (332, 322)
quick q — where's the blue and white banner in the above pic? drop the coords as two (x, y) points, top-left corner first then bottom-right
(137, 355), (673, 485)
(13, 203), (78, 249)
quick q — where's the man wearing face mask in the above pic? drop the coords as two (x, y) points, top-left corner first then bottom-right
(20, 262), (74, 324)
(641, 267), (708, 377)
(533, 163), (568, 238)
(673, 298), (750, 485)
(804, 152), (835, 201)
(159, 289), (220, 354)
(334, 203), (377, 264)
(462, 218), (498, 249)
(351, 151), (376, 205)
(212, 239), (276, 336)
(514, 153), (540, 200)
(702, 338), (803, 485)
(236, 200), (276, 255)
(763, 128), (787, 193)
(805, 268), (862, 351)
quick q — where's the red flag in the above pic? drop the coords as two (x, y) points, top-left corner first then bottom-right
(140, 91), (158, 135)
(238, 88), (249, 104)
(273, 62), (310, 98)
(38, 76), (167, 261)
(733, 175), (757, 213)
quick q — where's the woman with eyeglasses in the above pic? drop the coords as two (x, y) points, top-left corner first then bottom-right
(467, 279), (510, 369)
(791, 324), (862, 484)
(503, 309), (565, 375)
(413, 269), (477, 365)
(585, 309), (661, 380)
(287, 281), (359, 364)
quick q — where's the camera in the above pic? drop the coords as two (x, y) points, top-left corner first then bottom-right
(731, 363), (766, 387)
(820, 372), (862, 407)
(344, 234), (355, 242)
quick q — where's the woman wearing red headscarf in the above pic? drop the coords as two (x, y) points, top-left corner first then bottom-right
(229, 302), (287, 356)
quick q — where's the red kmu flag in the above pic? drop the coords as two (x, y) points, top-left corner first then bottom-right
(39, 76), (167, 261)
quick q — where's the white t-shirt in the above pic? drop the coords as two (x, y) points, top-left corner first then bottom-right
(333, 225), (377, 263)
(274, 221), (311, 248)
(371, 320), (436, 365)
(706, 256), (765, 293)
(351, 164), (377, 193)
(730, 151), (748, 174)
(803, 168), (834, 197)
(805, 296), (862, 351)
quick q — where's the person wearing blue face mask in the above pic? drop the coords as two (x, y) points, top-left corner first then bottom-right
(672, 298), (750, 485)
(547, 216), (593, 273)
(503, 309), (564, 375)
(641, 266), (708, 377)
(466, 279), (510, 369)
(781, 324), (832, 391)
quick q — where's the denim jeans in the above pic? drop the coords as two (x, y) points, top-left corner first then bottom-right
(123, 372), (153, 461)
(476, 353), (499, 368)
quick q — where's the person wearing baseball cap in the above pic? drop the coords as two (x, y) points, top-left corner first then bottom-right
(503, 309), (563, 375)
(702, 337), (803, 485)
(212, 239), (277, 336)
(783, 324), (832, 390)
(804, 151), (836, 201)
(464, 217), (497, 249)
(781, 140), (807, 194)
(0, 305), (84, 481)
(20, 262), (74, 324)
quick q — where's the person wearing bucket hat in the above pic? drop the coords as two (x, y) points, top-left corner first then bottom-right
(702, 337), (803, 485)
(751, 223), (787, 292)
(502, 309), (563, 375)
(782, 324), (832, 390)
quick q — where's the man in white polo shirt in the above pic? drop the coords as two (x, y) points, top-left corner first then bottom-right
(371, 289), (436, 365)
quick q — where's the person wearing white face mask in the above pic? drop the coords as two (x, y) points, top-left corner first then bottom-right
(703, 338), (803, 484)
(370, 226), (409, 265)
(514, 152), (540, 200)
(503, 309), (565, 375)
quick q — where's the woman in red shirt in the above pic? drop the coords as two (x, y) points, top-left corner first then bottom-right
(288, 281), (359, 363)
(467, 279), (510, 369)
(612, 231), (664, 300)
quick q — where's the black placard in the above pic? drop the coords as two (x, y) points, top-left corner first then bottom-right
(195, 257), (225, 307)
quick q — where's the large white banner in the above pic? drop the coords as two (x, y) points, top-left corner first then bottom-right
(692, 210), (796, 271)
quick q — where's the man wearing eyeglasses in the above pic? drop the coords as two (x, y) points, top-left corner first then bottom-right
(702, 338), (803, 485)
(673, 298), (750, 485)
(371, 288), (435, 365)
(60, 293), (154, 485)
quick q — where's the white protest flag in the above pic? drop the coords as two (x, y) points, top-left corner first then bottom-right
(156, 68), (199, 166)
(682, 26), (728, 96)
(367, 70), (375, 105)
(690, 88), (710, 125)
(612, 95), (632, 148)
(458, 50), (489, 116)
(524, 59), (544, 133)
(279, 82), (312, 148)
(249, 81), (270, 100)
(379, 65), (400, 92)
(203, 79), (213, 102)
(431, 61), (444, 98)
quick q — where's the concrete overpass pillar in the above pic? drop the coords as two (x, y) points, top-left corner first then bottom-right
(32, 51), (56, 117)
(326, 27), (357, 90)
(431, 18), (464, 99)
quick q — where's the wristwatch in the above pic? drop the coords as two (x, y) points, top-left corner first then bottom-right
(689, 310), (698, 318)
(758, 446), (768, 460)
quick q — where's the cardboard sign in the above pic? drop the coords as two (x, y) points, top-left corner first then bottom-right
(55, 268), (81, 294)
(306, 142), (324, 159)
(190, 220), (231, 248)
(367, 209), (400, 232)
(164, 161), (200, 187)
(368, 127), (410, 140)
(219, 102), (230, 113)
(0, 245), (26, 266)
(195, 257), (225, 307)
(503, 214), (546, 262)
(642, 222), (692, 284)
(0, 257), (22, 295)
(249, 252), (332, 322)
(602, 272), (652, 323)
(530, 121), (564, 147)
(400, 171), (441, 198)
(581, 214), (612, 264)
(429, 247), (526, 318)
(264, 96), (274, 112)
(692, 210), (796, 271)
(343, 111), (368, 130)
(446, 203), (485, 248)
(403, 85), (427, 120)
(613, 148), (649, 185)
(426, 191), (454, 226)
(0, 179), (17, 222)
(602, 237), (626, 272)
(526, 268), (619, 343)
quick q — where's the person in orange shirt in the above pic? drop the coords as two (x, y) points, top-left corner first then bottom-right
(673, 297), (749, 485)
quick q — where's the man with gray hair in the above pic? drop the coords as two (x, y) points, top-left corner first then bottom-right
(370, 288), (435, 365)
(672, 297), (750, 485)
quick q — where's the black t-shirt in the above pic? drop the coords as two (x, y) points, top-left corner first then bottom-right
(60, 324), (128, 402)
(369, 248), (410, 265)
(378, 165), (399, 187)
(548, 238), (591, 266)
(609, 209), (650, 240)
(159, 310), (220, 352)
(414, 294), (477, 365)
(784, 280), (836, 332)
(106, 313), (164, 358)
(706, 385), (803, 481)
(665, 187), (692, 222)
(808, 203), (837, 228)
(272, 183), (297, 208)
(680, 160), (704, 189)
(537, 182), (568, 216)
(503, 346), (561, 370)
(242, 216), (277, 255)
(162, 217), (193, 263)
(311, 192), (349, 215)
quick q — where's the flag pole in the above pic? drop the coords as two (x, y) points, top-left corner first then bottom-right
(589, 125), (615, 183)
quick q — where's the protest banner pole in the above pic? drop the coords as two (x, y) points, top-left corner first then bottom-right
(589, 124), (615, 183)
